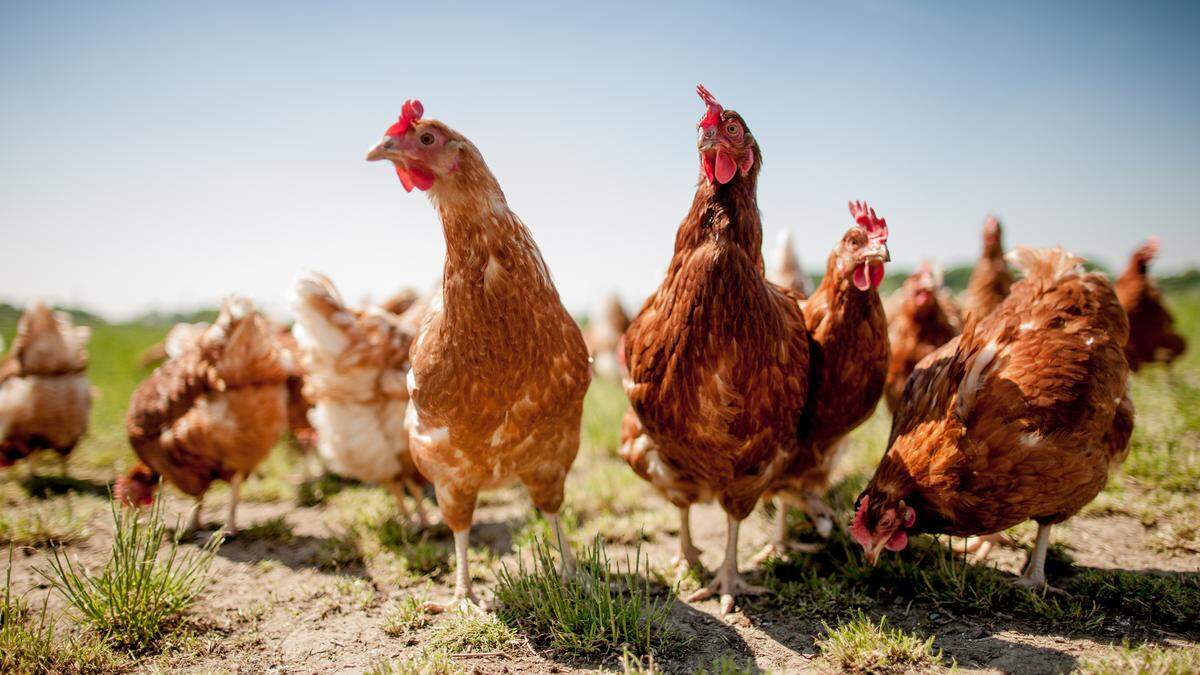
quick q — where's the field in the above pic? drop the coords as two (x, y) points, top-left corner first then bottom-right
(2, 294), (1199, 675)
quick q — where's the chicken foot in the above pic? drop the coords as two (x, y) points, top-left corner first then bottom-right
(687, 514), (768, 616)
(422, 529), (486, 614)
(1013, 523), (1066, 594)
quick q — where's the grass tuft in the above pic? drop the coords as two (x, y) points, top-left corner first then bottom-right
(382, 594), (430, 637)
(817, 611), (944, 674)
(2, 547), (121, 673)
(494, 536), (684, 660)
(38, 496), (222, 652)
(237, 514), (295, 544)
(426, 609), (516, 654)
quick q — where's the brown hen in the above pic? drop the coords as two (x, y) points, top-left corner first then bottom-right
(583, 293), (631, 380)
(756, 203), (891, 561)
(767, 229), (814, 297)
(367, 99), (590, 612)
(619, 86), (810, 615)
(852, 247), (1133, 590)
(1116, 238), (1186, 371)
(962, 216), (1013, 324)
(884, 262), (961, 412)
(0, 301), (92, 471)
(116, 298), (289, 534)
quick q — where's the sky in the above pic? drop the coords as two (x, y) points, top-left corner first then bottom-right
(1, 1), (1198, 320)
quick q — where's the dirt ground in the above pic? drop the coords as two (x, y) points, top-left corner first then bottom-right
(6, 477), (1197, 674)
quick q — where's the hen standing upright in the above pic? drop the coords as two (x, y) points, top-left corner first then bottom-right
(367, 99), (590, 612)
(1116, 238), (1187, 371)
(116, 298), (289, 534)
(962, 216), (1013, 324)
(0, 301), (92, 471)
(884, 262), (961, 412)
(852, 247), (1133, 590)
(756, 203), (891, 561)
(619, 86), (810, 615)
(290, 272), (427, 523)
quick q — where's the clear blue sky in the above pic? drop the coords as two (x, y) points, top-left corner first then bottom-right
(2, 1), (1198, 319)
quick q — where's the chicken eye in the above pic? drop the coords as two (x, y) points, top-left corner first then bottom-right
(419, 132), (435, 146)
(726, 123), (741, 135)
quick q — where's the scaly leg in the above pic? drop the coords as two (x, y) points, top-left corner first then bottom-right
(225, 472), (243, 535)
(671, 506), (704, 574)
(749, 499), (791, 565)
(1014, 523), (1065, 594)
(385, 482), (414, 523)
(422, 529), (482, 614)
(545, 512), (576, 578)
(687, 513), (768, 616)
(803, 492), (835, 539)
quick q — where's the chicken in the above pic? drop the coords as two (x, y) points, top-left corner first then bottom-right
(366, 98), (590, 612)
(289, 272), (427, 523)
(1116, 238), (1187, 371)
(768, 229), (814, 297)
(619, 86), (810, 615)
(0, 301), (92, 471)
(755, 202), (891, 562)
(884, 262), (961, 412)
(271, 325), (320, 459)
(962, 216), (1013, 324)
(115, 298), (289, 534)
(583, 293), (631, 380)
(852, 247), (1133, 591)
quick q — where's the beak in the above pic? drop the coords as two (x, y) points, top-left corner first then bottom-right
(366, 137), (395, 162)
(864, 243), (891, 264)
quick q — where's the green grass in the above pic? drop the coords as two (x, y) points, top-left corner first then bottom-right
(322, 487), (450, 584)
(2, 547), (122, 674)
(38, 497), (223, 653)
(382, 594), (430, 637)
(494, 537), (684, 660)
(237, 514), (295, 544)
(0, 494), (102, 547)
(816, 611), (946, 674)
(426, 609), (517, 653)
(367, 651), (459, 675)
(1077, 643), (1200, 675)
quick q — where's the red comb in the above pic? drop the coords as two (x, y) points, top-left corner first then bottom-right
(696, 84), (722, 129)
(385, 99), (424, 137)
(849, 200), (889, 245)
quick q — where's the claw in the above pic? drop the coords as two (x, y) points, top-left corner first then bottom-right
(421, 591), (489, 615)
(686, 572), (768, 617)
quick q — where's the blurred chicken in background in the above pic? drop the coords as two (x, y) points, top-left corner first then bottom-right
(0, 301), (92, 472)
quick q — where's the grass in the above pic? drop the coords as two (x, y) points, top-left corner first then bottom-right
(38, 496), (223, 653)
(494, 537), (684, 660)
(321, 487), (450, 583)
(0, 494), (102, 547)
(426, 609), (517, 653)
(2, 548), (121, 673)
(237, 514), (295, 544)
(367, 651), (459, 675)
(816, 611), (945, 673)
(382, 594), (430, 637)
(1077, 642), (1200, 675)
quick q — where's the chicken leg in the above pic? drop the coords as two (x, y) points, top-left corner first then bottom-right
(422, 529), (483, 614)
(671, 506), (704, 575)
(687, 513), (767, 616)
(187, 496), (204, 533)
(750, 497), (825, 565)
(951, 531), (1016, 563)
(225, 472), (243, 535)
(545, 512), (577, 578)
(1013, 523), (1064, 594)
(405, 478), (429, 528)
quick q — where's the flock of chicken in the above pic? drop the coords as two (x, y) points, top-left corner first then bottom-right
(0, 86), (1188, 618)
